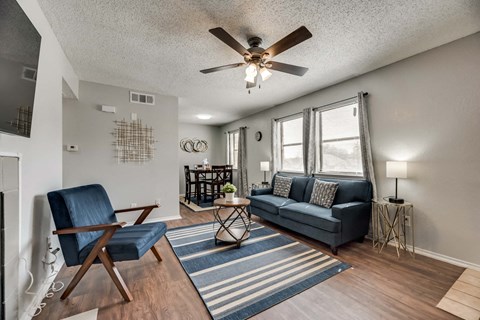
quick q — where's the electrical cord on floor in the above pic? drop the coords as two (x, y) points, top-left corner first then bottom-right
(20, 250), (65, 317)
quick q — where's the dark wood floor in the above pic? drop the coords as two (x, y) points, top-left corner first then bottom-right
(35, 204), (463, 320)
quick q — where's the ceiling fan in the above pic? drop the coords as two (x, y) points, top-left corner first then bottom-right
(200, 26), (312, 91)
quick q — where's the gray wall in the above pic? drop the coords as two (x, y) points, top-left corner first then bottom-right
(221, 32), (480, 266)
(63, 81), (180, 221)
(178, 123), (223, 194)
(0, 0), (79, 318)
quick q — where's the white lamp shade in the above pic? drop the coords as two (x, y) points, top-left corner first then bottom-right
(386, 161), (407, 178)
(260, 161), (270, 172)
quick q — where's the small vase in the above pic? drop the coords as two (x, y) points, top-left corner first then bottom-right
(225, 192), (234, 202)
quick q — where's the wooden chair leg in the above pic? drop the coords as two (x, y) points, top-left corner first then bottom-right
(60, 257), (95, 300)
(98, 249), (133, 302)
(150, 246), (162, 262)
(61, 228), (118, 300)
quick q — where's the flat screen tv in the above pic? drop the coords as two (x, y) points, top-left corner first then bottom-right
(0, 0), (41, 138)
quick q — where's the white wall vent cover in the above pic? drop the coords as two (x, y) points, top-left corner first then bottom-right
(130, 91), (155, 105)
(21, 66), (37, 82)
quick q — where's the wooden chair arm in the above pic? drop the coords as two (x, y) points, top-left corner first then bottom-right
(114, 204), (159, 213)
(114, 204), (160, 225)
(53, 222), (126, 235)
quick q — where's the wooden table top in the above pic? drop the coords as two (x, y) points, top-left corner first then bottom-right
(213, 198), (250, 207)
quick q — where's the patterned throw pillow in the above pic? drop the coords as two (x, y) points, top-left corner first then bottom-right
(273, 176), (292, 198)
(309, 179), (338, 208)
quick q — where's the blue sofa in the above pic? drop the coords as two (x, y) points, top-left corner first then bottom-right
(247, 174), (372, 254)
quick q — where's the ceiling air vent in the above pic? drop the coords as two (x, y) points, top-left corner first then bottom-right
(130, 91), (155, 105)
(21, 66), (37, 82)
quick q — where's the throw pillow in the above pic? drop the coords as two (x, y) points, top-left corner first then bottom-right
(273, 176), (292, 198)
(309, 179), (338, 208)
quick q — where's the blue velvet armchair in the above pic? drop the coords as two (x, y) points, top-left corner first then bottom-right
(47, 184), (167, 302)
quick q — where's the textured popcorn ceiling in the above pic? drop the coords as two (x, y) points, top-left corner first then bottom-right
(38, 0), (480, 125)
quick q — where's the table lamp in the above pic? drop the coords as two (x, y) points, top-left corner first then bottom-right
(386, 161), (407, 204)
(260, 161), (270, 184)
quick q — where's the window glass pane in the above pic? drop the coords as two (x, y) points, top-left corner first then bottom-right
(282, 117), (302, 144)
(282, 145), (303, 172)
(322, 139), (362, 174)
(322, 103), (359, 141)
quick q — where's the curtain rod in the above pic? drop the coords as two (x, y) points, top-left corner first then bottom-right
(313, 92), (368, 111)
(273, 111), (302, 122)
(224, 126), (249, 134)
(273, 92), (368, 121)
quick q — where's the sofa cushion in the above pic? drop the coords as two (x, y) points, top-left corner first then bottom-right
(79, 222), (167, 263)
(247, 194), (297, 215)
(304, 178), (372, 204)
(273, 176), (292, 198)
(279, 202), (341, 233)
(309, 180), (338, 208)
(289, 176), (310, 202)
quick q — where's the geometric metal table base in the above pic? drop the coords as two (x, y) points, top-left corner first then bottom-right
(213, 198), (251, 248)
(372, 200), (415, 258)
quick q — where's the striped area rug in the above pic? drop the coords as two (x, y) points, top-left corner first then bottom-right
(166, 221), (350, 320)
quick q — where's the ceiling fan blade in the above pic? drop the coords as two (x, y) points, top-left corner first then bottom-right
(268, 61), (309, 76)
(209, 27), (251, 57)
(200, 62), (246, 74)
(263, 26), (312, 59)
(246, 75), (257, 89)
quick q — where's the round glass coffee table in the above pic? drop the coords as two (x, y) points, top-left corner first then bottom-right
(213, 198), (251, 248)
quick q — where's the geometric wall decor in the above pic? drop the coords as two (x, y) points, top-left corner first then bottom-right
(179, 138), (208, 153)
(9, 106), (32, 136)
(112, 119), (156, 163)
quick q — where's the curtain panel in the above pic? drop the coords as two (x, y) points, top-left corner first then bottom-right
(358, 92), (377, 199)
(237, 127), (249, 197)
(302, 107), (315, 176)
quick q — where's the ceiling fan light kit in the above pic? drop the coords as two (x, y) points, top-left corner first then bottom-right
(200, 26), (312, 91)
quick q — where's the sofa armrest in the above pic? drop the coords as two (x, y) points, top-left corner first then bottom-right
(251, 188), (273, 196)
(331, 201), (372, 243)
(331, 202), (367, 219)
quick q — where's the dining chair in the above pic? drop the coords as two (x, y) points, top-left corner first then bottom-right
(224, 165), (233, 184)
(184, 165), (203, 204)
(47, 184), (166, 302)
(205, 165), (226, 200)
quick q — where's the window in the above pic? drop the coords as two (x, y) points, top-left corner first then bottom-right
(227, 130), (239, 169)
(314, 100), (362, 175)
(279, 116), (303, 172)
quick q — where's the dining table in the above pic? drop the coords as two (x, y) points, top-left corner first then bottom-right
(189, 166), (232, 205)
(189, 167), (214, 205)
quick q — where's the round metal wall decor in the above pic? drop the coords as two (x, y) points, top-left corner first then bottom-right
(180, 138), (208, 153)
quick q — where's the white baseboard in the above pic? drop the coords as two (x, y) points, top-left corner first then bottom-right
(410, 246), (480, 271)
(147, 215), (182, 222)
(20, 256), (65, 320)
(371, 236), (480, 271)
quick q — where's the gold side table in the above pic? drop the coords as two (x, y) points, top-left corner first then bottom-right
(372, 200), (415, 258)
(213, 198), (251, 248)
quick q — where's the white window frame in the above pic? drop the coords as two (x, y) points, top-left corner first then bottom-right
(313, 97), (363, 177)
(277, 113), (303, 173)
(227, 130), (239, 169)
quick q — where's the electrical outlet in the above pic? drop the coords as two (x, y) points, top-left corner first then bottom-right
(130, 202), (137, 208)
(155, 199), (161, 206)
(404, 215), (411, 227)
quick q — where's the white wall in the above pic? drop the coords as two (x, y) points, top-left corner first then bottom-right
(178, 123), (223, 194)
(221, 32), (480, 266)
(63, 81), (180, 222)
(0, 0), (79, 318)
